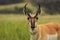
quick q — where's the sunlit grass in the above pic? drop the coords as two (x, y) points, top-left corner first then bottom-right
(0, 14), (60, 40)
(38, 15), (60, 24)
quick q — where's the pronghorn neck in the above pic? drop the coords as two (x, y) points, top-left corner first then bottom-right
(30, 28), (38, 40)
(30, 29), (37, 35)
(30, 31), (37, 40)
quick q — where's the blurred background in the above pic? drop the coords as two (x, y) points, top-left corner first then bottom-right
(0, 0), (60, 15)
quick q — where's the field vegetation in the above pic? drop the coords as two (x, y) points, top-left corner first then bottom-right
(0, 14), (60, 40)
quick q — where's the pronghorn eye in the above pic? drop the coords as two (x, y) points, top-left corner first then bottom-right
(27, 17), (29, 20)
(36, 17), (38, 20)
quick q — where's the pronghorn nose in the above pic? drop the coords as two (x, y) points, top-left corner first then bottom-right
(31, 25), (35, 30)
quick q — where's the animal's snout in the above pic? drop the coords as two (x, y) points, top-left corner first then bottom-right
(31, 25), (35, 30)
(31, 25), (35, 28)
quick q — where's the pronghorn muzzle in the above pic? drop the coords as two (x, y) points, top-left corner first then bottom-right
(31, 25), (35, 30)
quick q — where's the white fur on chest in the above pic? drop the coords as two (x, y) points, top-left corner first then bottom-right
(30, 27), (41, 40)
(48, 33), (57, 40)
(30, 28), (37, 40)
(30, 34), (37, 40)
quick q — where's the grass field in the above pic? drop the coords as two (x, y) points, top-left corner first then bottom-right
(0, 14), (60, 40)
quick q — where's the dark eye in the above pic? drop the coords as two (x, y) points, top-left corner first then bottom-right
(27, 17), (29, 20)
(36, 17), (38, 20)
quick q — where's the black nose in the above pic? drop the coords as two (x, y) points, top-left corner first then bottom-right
(31, 25), (35, 30)
(31, 25), (35, 28)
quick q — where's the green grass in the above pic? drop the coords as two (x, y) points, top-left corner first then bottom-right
(0, 14), (60, 40)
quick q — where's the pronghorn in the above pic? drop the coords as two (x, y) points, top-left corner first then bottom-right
(24, 4), (60, 40)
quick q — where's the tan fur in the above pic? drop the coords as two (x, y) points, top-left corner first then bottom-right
(24, 4), (60, 40)
(37, 22), (60, 40)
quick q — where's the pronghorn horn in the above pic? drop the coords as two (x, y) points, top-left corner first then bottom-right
(24, 4), (27, 14)
(34, 4), (41, 17)
(27, 13), (31, 17)
(24, 4), (31, 17)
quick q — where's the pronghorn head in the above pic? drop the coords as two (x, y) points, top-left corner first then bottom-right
(24, 4), (41, 30)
